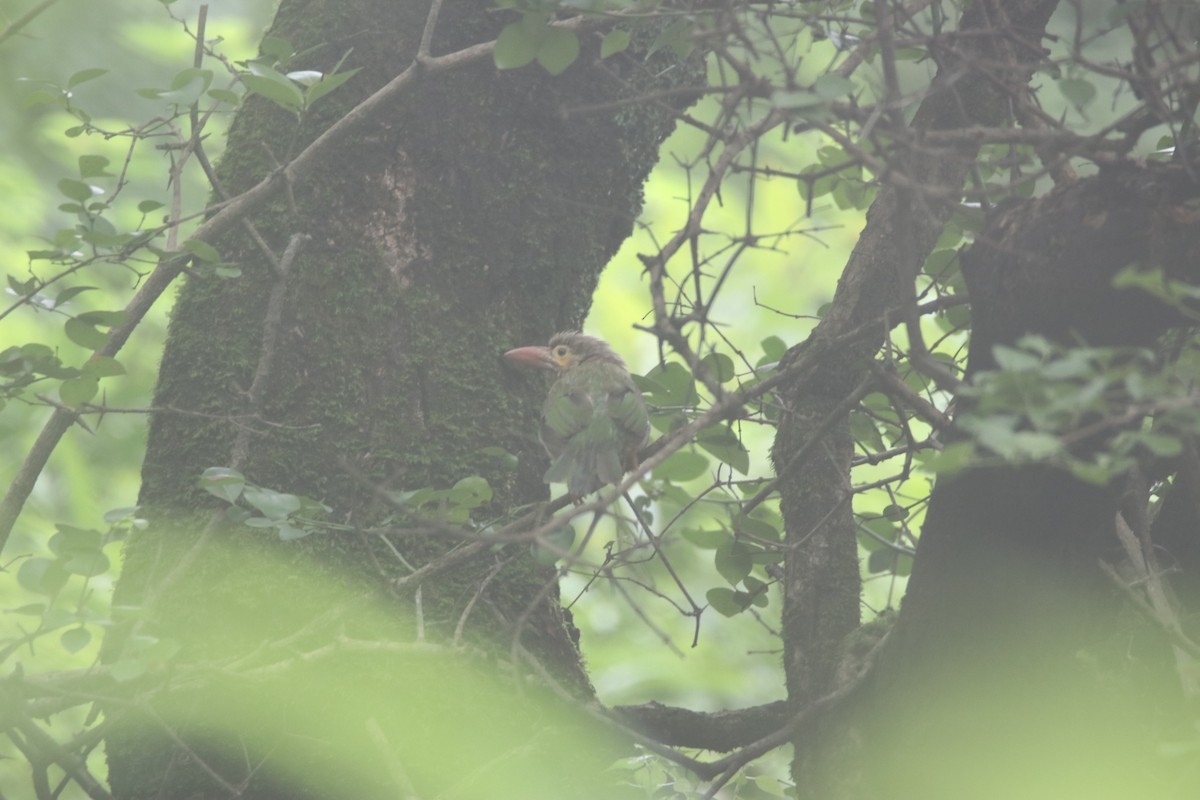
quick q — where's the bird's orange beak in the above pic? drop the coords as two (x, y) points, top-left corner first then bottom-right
(503, 345), (557, 370)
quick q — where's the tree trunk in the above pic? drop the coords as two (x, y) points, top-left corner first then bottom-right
(857, 162), (1200, 798)
(104, 2), (697, 798)
(772, 0), (1059, 792)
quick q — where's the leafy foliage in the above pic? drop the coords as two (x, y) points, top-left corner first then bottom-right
(4, 0), (1200, 797)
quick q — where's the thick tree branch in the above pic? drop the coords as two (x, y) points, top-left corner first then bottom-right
(612, 700), (790, 752)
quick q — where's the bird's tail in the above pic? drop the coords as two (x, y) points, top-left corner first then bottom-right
(543, 441), (623, 499)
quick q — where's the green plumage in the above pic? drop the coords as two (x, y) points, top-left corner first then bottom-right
(505, 332), (649, 498)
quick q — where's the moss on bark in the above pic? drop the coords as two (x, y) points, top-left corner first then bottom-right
(108, 1), (700, 797)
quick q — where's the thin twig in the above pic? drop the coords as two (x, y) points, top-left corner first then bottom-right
(0, 0), (61, 47)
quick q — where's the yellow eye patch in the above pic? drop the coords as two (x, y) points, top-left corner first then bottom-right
(551, 345), (573, 366)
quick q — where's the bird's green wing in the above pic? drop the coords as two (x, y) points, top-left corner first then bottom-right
(540, 363), (648, 497)
(608, 381), (650, 458)
(539, 385), (592, 459)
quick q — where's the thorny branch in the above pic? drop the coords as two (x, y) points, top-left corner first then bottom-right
(8, 0), (1200, 794)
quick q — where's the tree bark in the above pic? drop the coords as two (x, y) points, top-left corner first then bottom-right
(859, 162), (1200, 798)
(104, 2), (698, 798)
(772, 0), (1059, 792)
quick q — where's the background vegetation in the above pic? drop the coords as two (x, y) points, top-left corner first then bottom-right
(3, 0), (1200, 798)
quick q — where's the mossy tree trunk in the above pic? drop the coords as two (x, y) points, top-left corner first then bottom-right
(851, 163), (1200, 798)
(105, 2), (696, 798)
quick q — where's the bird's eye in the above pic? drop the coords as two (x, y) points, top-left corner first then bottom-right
(554, 346), (569, 358)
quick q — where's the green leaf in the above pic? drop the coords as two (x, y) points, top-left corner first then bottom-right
(714, 540), (753, 585)
(449, 475), (493, 509)
(652, 450), (709, 482)
(917, 441), (976, 474)
(394, 487), (439, 508)
(57, 178), (95, 203)
(304, 68), (360, 107)
(772, 89), (820, 111)
(138, 199), (166, 214)
(706, 587), (745, 617)
(1069, 459), (1122, 485)
(184, 239), (221, 263)
(814, 74), (854, 99)
(23, 88), (64, 108)
(743, 575), (766, 593)
(198, 467), (246, 504)
(52, 285), (96, 308)
(110, 657), (148, 683)
(935, 301), (971, 333)
(61, 627), (93, 653)
(208, 88), (242, 105)
(700, 352), (736, 383)
(922, 249), (962, 288)
(682, 528), (730, 549)
(867, 547), (897, 574)
(494, 21), (539, 70)
(68, 68), (108, 88)
(1009, 431), (1062, 460)
(642, 362), (698, 406)
(62, 549), (110, 577)
(76, 309), (126, 327)
(17, 558), (70, 596)
(259, 36), (296, 64)
(78, 155), (113, 178)
(7, 274), (36, 295)
(243, 487), (301, 519)
(1058, 78), (1096, 110)
(734, 514), (781, 542)
(241, 65), (304, 111)
(849, 411), (885, 452)
(41, 607), (74, 630)
(169, 66), (213, 92)
(751, 550), (784, 566)
(286, 70), (324, 86)
(1134, 432), (1183, 457)
(103, 506), (141, 524)
(751, 775), (788, 797)
(21, 342), (55, 361)
(49, 525), (102, 556)
(278, 524), (310, 541)
(80, 356), (125, 378)
(160, 67), (213, 104)
(60, 376), (99, 405)
(743, 577), (770, 608)
(958, 414), (1017, 456)
(991, 344), (1041, 372)
(758, 335), (787, 367)
(537, 27), (580, 76)
(697, 424), (749, 474)
(479, 446), (519, 469)
(600, 29), (630, 59)
(9, 603), (46, 616)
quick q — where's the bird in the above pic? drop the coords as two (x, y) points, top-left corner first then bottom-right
(504, 331), (650, 499)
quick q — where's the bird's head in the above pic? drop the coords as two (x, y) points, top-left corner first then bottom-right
(503, 331), (626, 373)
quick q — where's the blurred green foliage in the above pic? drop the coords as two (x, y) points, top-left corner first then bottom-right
(4, 0), (1198, 797)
